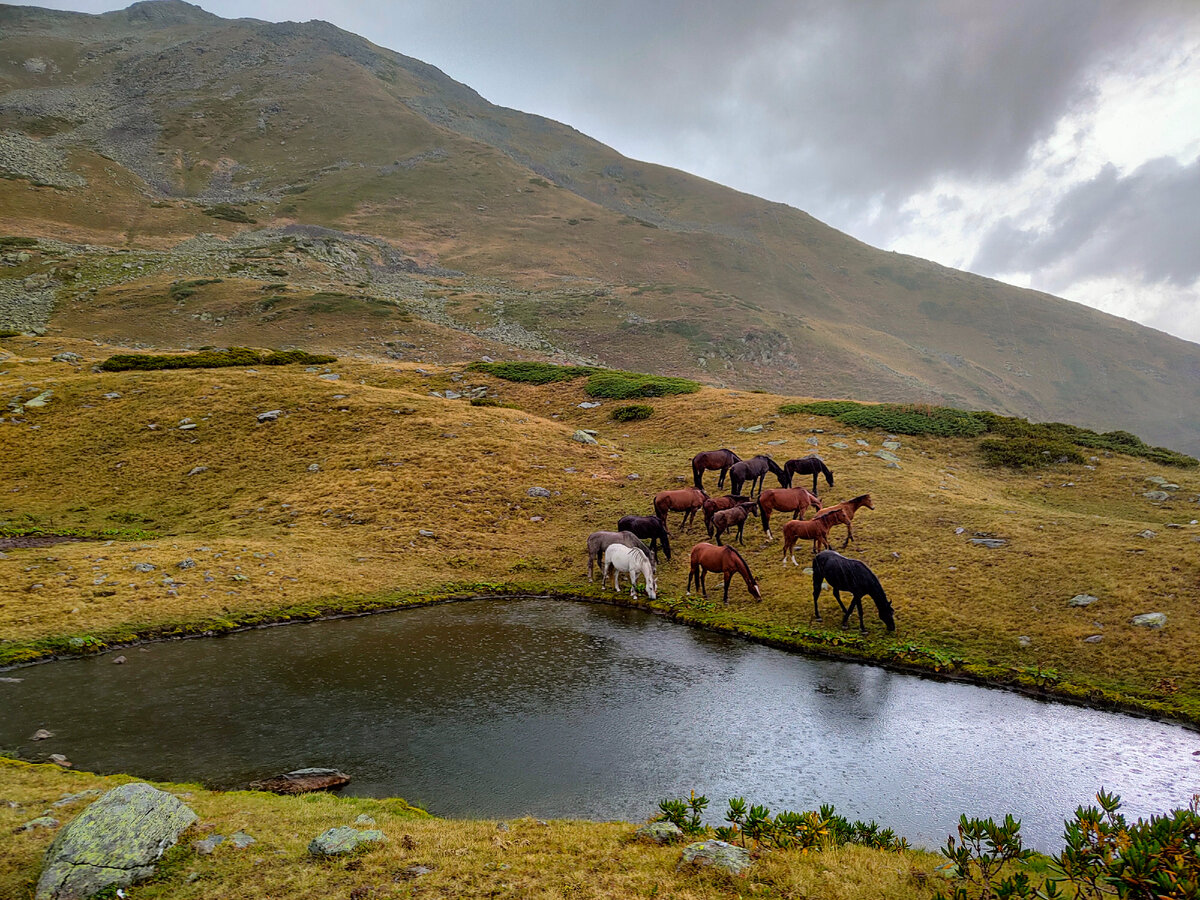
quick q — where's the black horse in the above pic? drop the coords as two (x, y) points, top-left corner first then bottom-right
(812, 550), (895, 632)
(784, 455), (834, 493)
(616, 515), (672, 562)
(728, 455), (787, 498)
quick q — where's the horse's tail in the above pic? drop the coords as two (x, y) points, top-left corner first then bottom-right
(692, 459), (703, 489)
(759, 501), (771, 534)
(659, 526), (672, 561)
(728, 449), (741, 463)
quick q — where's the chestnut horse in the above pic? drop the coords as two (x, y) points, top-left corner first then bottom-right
(702, 494), (751, 537)
(692, 449), (741, 490)
(815, 494), (875, 548)
(728, 455), (788, 498)
(757, 486), (822, 541)
(653, 487), (707, 528)
(616, 515), (672, 562)
(783, 455), (834, 493)
(780, 508), (849, 564)
(687, 542), (762, 603)
(812, 550), (894, 632)
(711, 501), (758, 546)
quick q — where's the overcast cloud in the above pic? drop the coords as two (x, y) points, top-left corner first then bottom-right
(30, 0), (1200, 343)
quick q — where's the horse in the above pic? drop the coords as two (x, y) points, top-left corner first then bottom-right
(616, 515), (672, 562)
(711, 501), (758, 546)
(702, 494), (752, 537)
(603, 544), (657, 600)
(728, 455), (787, 498)
(587, 531), (655, 581)
(687, 542), (762, 603)
(812, 550), (894, 632)
(815, 494), (875, 548)
(653, 487), (707, 529)
(692, 448), (741, 490)
(783, 455), (834, 493)
(757, 486), (822, 541)
(780, 509), (849, 565)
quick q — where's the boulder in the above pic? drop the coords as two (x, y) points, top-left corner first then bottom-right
(247, 767), (350, 794)
(30, 728), (54, 741)
(1068, 594), (1099, 607)
(256, 410), (282, 423)
(882, 440), (901, 450)
(678, 840), (752, 876)
(308, 826), (386, 857)
(35, 783), (197, 900)
(577, 401), (601, 409)
(1142, 491), (1170, 501)
(527, 486), (552, 498)
(970, 538), (1007, 549)
(19, 816), (59, 832)
(1131, 613), (1167, 629)
(634, 821), (683, 844)
(571, 430), (598, 444)
(874, 449), (900, 463)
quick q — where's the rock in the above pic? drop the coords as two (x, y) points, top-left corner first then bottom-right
(417, 529), (435, 538)
(354, 815), (376, 827)
(400, 864), (433, 878)
(248, 768), (351, 794)
(578, 401), (601, 409)
(885, 462), (901, 469)
(256, 410), (282, 422)
(527, 486), (552, 498)
(443, 390), (462, 400)
(678, 840), (752, 876)
(35, 783), (197, 900)
(1084, 635), (1104, 643)
(25, 390), (53, 408)
(970, 538), (1007, 549)
(1160, 483), (1180, 491)
(882, 440), (901, 450)
(737, 424), (765, 433)
(53, 353), (80, 364)
(856, 451), (868, 456)
(766, 439), (787, 445)
(831, 442), (848, 449)
(1131, 612), (1167, 629)
(112, 656), (126, 665)
(496, 822), (510, 832)
(102, 393), (121, 400)
(178, 559), (196, 570)
(627, 473), (640, 480)
(52, 791), (101, 808)
(178, 424), (196, 431)
(30, 728), (54, 741)
(1144, 475), (1168, 485)
(1142, 491), (1170, 501)
(1137, 530), (1157, 539)
(318, 373), (340, 381)
(856, 439), (869, 446)
(1069, 594), (1099, 607)
(186, 466), (208, 477)
(1018, 636), (1032, 648)
(19, 816), (59, 832)
(571, 430), (598, 444)
(229, 831), (255, 849)
(635, 821), (683, 844)
(806, 436), (819, 446)
(132, 563), (155, 573)
(308, 827), (386, 857)
(955, 527), (965, 534)
(48, 755), (71, 767)
(192, 835), (224, 855)
(307, 463), (320, 472)
(874, 449), (901, 463)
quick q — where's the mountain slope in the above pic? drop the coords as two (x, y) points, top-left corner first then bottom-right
(2, 0), (1198, 453)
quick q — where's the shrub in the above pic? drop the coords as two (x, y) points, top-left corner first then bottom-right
(466, 361), (596, 384)
(203, 204), (256, 224)
(980, 437), (1086, 469)
(611, 404), (653, 421)
(99, 348), (336, 372)
(585, 371), (700, 399)
(779, 400), (864, 417)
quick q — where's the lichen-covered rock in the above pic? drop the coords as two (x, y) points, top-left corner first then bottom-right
(678, 839), (752, 876)
(308, 826), (386, 857)
(1131, 612), (1167, 629)
(874, 449), (900, 463)
(36, 783), (196, 900)
(1068, 594), (1099, 607)
(634, 821), (683, 843)
(248, 767), (350, 794)
(571, 429), (598, 444)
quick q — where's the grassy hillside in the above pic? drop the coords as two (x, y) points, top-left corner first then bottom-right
(2, 2), (1200, 454)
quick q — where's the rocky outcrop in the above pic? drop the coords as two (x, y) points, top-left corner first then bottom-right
(677, 839), (752, 876)
(247, 767), (350, 794)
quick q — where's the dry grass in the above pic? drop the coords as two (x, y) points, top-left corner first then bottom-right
(0, 760), (939, 900)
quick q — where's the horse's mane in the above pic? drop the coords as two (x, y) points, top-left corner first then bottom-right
(727, 546), (756, 581)
(849, 493), (871, 504)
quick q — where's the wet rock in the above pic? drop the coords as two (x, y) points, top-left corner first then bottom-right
(1131, 612), (1167, 629)
(256, 410), (282, 422)
(527, 486), (552, 498)
(248, 768), (351, 794)
(308, 826), (385, 857)
(1068, 594), (1099, 607)
(571, 430), (598, 444)
(48, 755), (70, 767)
(678, 840), (752, 876)
(635, 821), (683, 844)
(35, 783), (197, 900)
(111, 656), (126, 665)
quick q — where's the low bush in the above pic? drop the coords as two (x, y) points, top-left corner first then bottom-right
(168, 278), (222, 301)
(585, 371), (700, 399)
(779, 400), (864, 417)
(980, 437), (1085, 469)
(611, 403), (653, 421)
(99, 348), (336, 372)
(203, 204), (256, 224)
(466, 361), (596, 384)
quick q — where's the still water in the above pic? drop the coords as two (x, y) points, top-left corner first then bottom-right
(3, 599), (1197, 849)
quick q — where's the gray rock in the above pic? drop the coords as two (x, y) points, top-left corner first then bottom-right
(882, 440), (901, 450)
(51, 791), (101, 808)
(229, 831), (255, 849)
(1160, 483), (1181, 491)
(1084, 635), (1104, 643)
(19, 816), (59, 832)
(678, 840), (752, 876)
(417, 529), (435, 538)
(1069, 594), (1099, 607)
(186, 466), (208, 477)
(635, 821), (683, 844)
(856, 451), (869, 456)
(806, 436), (819, 446)
(1144, 475), (1168, 485)
(577, 401), (601, 409)
(885, 462), (901, 469)
(178, 559), (196, 570)
(256, 410), (282, 422)
(132, 563), (156, 573)
(765, 439), (787, 445)
(401, 864), (434, 878)
(318, 373), (340, 381)
(737, 424), (765, 433)
(831, 442), (848, 449)
(527, 486), (552, 498)
(970, 538), (1008, 549)
(1131, 612), (1167, 628)
(102, 393), (121, 400)
(856, 439), (870, 446)
(35, 783), (197, 900)
(874, 449), (901, 463)
(1137, 530), (1157, 539)
(571, 430), (598, 444)
(53, 353), (80, 364)
(443, 390), (462, 400)
(48, 755), (70, 768)
(1018, 636), (1032, 648)
(25, 390), (52, 408)
(1142, 491), (1170, 501)
(307, 463), (320, 472)
(308, 827), (386, 857)
(627, 473), (640, 480)
(30, 728), (54, 741)
(354, 815), (376, 827)
(192, 835), (224, 855)
(178, 423), (197, 431)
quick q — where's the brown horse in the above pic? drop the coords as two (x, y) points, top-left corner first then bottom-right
(702, 494), (751, 537)
(687, 542), (763, 603)
(757, 486), (822, 541)
(692, 449), (741, 490)
(815, 494), (875, 548)
(780, 509), (849, 565)
(653, 487), (708, 528)
(711, 501), (758, 546)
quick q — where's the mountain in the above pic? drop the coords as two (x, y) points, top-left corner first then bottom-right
(2, 0), (1198, 453)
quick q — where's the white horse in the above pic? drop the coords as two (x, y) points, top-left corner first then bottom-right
(602, 544), (657, 600)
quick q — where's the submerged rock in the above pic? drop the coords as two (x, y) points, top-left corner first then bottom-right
(248, 768), (351, 794)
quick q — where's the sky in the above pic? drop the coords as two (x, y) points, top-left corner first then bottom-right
(32, 0), (1200, 344)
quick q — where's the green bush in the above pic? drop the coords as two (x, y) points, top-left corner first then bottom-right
(779, 400), (986, 437)
(611, 403), (654, 421)
(980, 437), (1086, 468)
(99, 348), (336, 372)
(466, 361), (596, 384)
(203, 204), (256, 224)
(779, 400), (864, 417)
(584, 371), (700, 399)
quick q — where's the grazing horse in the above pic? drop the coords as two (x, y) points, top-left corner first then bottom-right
(616, 515), (672, 562)
(757, 486), (822, 541)
(702, 494), (752, 537)
(780, 509), (849, 564)
(812, 550), (894, 632)
(692, 449), (741, 490)
(728, 455), (788, 498)
(653, 487), (707, 529)
(784, 455), (834, 493)
(603, 544), (657, 600)
(711, 501), (758, 546)
(815, 494), (875, 548)
(687, 542), (762, 603)
(587, 531), (654, 581)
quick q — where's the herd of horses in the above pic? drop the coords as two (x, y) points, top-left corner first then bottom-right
(590, 450), (895, 633)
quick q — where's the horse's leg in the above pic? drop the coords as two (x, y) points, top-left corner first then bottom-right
(833, 588), (851, 624)
(588, 551), (595, 582)
(717, 465), (727, 489)
(693, 463), (703, 490)
(723, 571), (732, 604)
(842, 521), (854, 549)
(812, 473), (819, 493)
(699, 569), (708, 600)
(736, 522), (744, 545)
(686, 564), (695, 595)
(852, 594), (866, 632)
(813, 581), (823, 621)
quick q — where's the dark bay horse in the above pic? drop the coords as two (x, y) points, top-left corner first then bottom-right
(692, 449), (741, 490)
(780, 509), (849, 564)
(617, 515), (672, 561)
(587, 530), (655, 581)
(757, 486), (822, 541)
(784, 455), (834, 493)
(653, 487), (707, 529)
(687, 542), (762, 603)
(728, 455), (787, 498)
(815, 494), (875, 548)
(702, 494), (751, 537)
(812, 550), (894, 632)
(711, 501), (758, 546)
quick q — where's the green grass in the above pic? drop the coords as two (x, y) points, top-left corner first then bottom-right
(466, 361), (597, 384)
(584, 371), (700, 399)
(98, 348), (337, 372)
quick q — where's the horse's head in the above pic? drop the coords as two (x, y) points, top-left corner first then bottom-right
(749, 579), (763, 601)
(876, 594), (895, 631)
(644, 560), (658, 600)
(861, 494), (875, 509)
